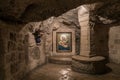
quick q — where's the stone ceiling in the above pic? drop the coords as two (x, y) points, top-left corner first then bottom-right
(0, 0), (120, 23)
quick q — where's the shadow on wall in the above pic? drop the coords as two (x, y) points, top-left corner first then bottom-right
(94, 23), (110, 63)
(94, 22), (120, 63)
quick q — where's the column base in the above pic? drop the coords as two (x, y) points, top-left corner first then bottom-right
(72, 55), (107, 74)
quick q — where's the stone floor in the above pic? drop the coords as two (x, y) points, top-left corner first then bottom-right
(22, 63), (120, 80)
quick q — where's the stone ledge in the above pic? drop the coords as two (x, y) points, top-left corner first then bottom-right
(72, 56), (107, 74)
(49, 56), (72, 65)
(72, 56), (105, 62)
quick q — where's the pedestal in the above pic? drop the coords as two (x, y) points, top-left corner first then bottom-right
(72, 56), (106, 74)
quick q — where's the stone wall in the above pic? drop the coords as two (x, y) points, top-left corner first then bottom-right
(0, 28), (5, 80)
(109, 23), (120, 64)
(42, 8), (80, 57)
(0, 21), (46, 80)
(77, 5), (120, 64)
(0, 21), (27, 80)
(23, 22), (46, 71)
(94, 22), (120, 64)
(94, 24), (109, 58)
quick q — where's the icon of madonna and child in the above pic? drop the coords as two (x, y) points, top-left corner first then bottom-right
(56, 32), (72, 52)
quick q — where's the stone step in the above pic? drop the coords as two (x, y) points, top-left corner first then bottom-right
(49, 56), (72, 65)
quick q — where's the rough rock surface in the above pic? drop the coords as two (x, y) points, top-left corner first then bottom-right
(42, 8), (80, 56)
(0, 0), (120, 22)
(0, 20), (46, 80)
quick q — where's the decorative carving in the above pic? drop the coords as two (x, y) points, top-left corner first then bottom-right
(31, 47), (40, 60)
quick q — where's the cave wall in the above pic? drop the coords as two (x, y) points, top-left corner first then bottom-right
(23, 22), (46, 71)
(0, 21), (27, 80)
(52, 25), (76, 56)
(0, 20), (46, 80)
(41, 8), (80, 57)
(94, 24), (109, 59)
(77, 4), (120, 64)
(94, 22), (120, 64)
(0, 27), (5, 80)
(0, 0), (106, 22)
(109, 23), (120, 64)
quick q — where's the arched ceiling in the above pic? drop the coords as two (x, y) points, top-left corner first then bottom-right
(0, 0), (119, 23)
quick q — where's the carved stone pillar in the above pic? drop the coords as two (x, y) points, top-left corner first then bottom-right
(72, 5), (106, 74)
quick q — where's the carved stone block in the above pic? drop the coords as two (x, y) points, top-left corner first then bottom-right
(72, 56), (106, 74)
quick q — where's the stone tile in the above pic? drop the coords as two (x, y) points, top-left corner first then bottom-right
(22, 63), (120, 80)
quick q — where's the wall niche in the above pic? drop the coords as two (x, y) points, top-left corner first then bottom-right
(53, 25), (76, 56)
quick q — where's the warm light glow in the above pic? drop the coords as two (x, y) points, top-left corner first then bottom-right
(59, 69), (69, 75)
(78, 6), (88, 15)
(59, 68), (72, 80)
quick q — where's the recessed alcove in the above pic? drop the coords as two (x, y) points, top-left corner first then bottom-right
(49, 25), (76, 64)
(52, 26), (75, 56)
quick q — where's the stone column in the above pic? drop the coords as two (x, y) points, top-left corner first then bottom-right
(79, 11), (92, 57)
(80, 11), (96, 57)
(72, 5), (106, 74)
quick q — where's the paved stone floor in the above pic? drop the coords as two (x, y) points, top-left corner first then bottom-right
(22, 63), (120, 80)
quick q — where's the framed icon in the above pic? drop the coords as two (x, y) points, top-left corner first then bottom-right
(56, 32), (72, 52)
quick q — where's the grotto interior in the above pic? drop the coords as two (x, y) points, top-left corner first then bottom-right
(0, 0), (120, 80)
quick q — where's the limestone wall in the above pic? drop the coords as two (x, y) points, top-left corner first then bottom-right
(0, 21), (46, 80)
(0, 28), (5, 80)
(42, 8), (80, 57)
(109, 23), (120, 64)
(94, 24), (109, 58)
(94, 23), (120, 64)
(0, 21), (27, 80)
(24, 22), (46, 71)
